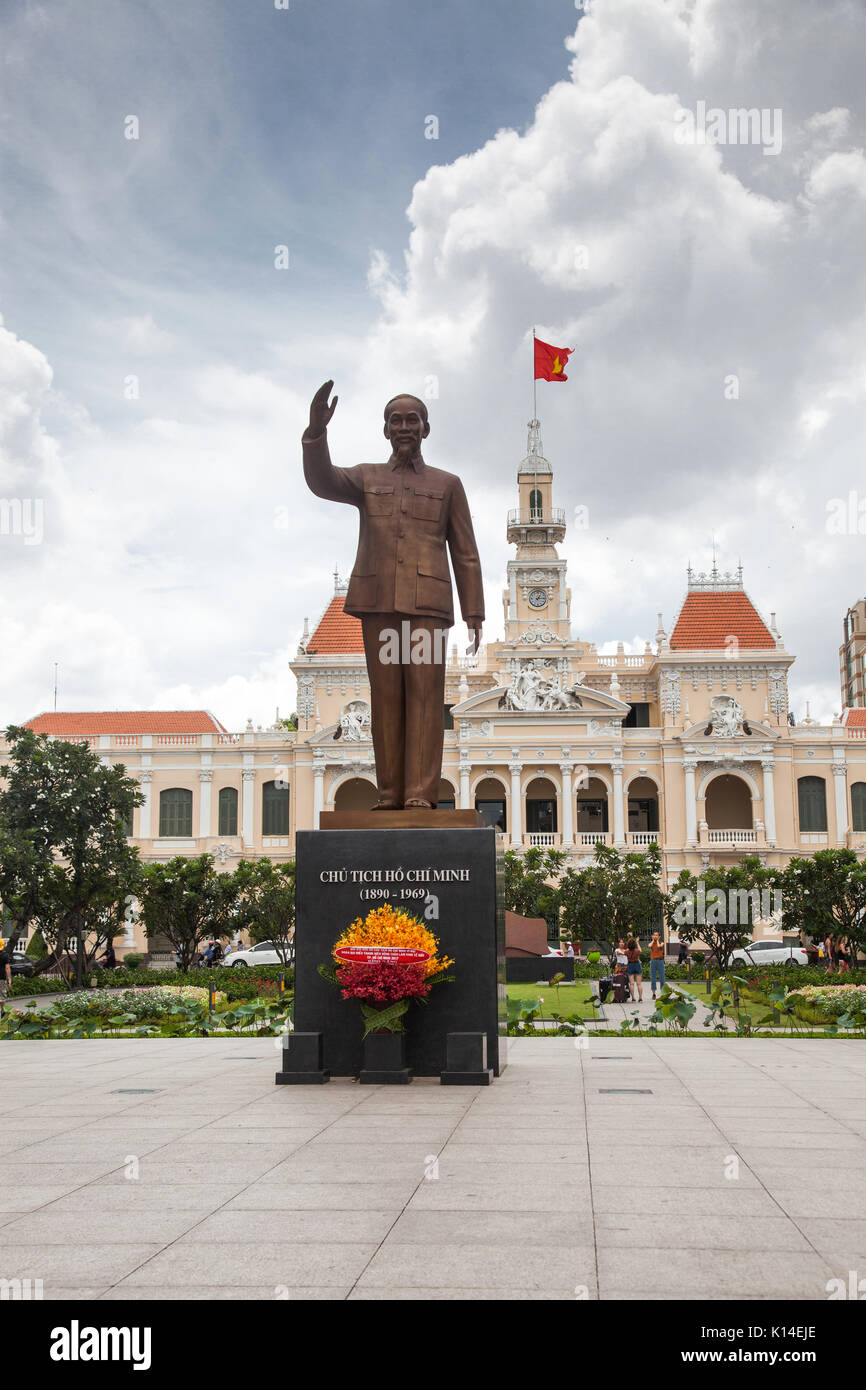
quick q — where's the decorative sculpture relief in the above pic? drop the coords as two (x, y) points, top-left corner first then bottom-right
(499, 665), (585, 711)
(706, 695), (748, 738)
(518, 626), (565, 646)
(660, 668), (682, 716)
(297, 674), (316, 719)
(768, 671), (788, 717)
(338, 700), (371, 742)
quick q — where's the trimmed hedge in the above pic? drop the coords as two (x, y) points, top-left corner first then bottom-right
(9, 963), (294, 1001)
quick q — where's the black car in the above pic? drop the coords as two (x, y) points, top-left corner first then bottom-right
(10, 952), (35, 978)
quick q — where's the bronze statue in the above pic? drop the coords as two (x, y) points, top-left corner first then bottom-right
(303, 381), (485, 809)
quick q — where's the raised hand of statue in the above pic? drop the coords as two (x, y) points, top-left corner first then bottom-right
(309, 380), (338, 436)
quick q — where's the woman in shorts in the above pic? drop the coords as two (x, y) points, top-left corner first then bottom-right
(625, 937), (643, 1002)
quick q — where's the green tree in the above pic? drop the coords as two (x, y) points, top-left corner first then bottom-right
(667, 855), (772, 967)
(0, 726), (143, 981)
(775, 849), (866, 960)
(232, 858), (296, 964)
(137, 855), (240, 971)
(503, 847), (566, 926)
(559, 843), (665, 965)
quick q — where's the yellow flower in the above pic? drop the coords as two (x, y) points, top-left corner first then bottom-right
(334, 904), (453, 977)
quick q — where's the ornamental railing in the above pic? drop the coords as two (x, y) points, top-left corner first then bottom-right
(507, 508), (566, 527)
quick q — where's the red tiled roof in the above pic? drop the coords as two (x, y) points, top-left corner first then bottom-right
(306, 594), (364, 655)
(24, 711), (227, 735)
(670, 591), (776, 651)
(843, 708), (866, 727)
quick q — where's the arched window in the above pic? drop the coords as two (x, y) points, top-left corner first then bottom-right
(262, 779), (290, 835)
(797, 776), (827, 832)
(475, 777), (507, 831)
(159, 788), (193, 837)
(218, 787), (238, 836)
(437, 779), (456, 810)
(529, 487), (543, 520)
(526, 776), (558, 834)
(852, 782), (866, 833)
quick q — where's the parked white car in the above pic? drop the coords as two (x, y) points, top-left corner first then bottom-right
(222, 940), (293, 968)
(729, 940), (808, 967)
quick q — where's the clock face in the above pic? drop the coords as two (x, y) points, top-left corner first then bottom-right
(528, 588), (548, 609)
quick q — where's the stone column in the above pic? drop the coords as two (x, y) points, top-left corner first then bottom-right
(312, 755), (326, 828)
(761, 758), (777, 847)
(612, 760), (625, 847)
(459, 759), (472, 810)
(509, 755), (523, 848)
(199, 770), (213, 839)
(242, 768), (256, 845)
(683, 758), (698, 847)
(833, 759), (848, 844)
(560, 762), (574, 846)
(138, 770), (152, 839)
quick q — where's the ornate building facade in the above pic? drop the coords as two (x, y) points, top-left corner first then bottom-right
(7, 421), (866, 955)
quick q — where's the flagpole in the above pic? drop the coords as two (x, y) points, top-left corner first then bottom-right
(531, 327), (538, 520)
(532, 326), (537, 421)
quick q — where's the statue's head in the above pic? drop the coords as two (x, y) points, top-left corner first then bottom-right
(383, 394), (430, 461)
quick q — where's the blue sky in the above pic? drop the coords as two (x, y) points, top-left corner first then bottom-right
(0, 0), (573, 413)
(1, 0), (865, 728)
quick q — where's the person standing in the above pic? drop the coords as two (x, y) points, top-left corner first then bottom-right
(625, 937), (643, 1003)
(677, 938), (690, 967)
(649, 931), (665, 999)
(0, 940), (11, 1012)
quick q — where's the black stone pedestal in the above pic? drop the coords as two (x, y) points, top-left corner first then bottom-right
(287, 827), (506, 1080)
(440, 1031), (493, 1085)
(360, 1032), (413, 1085)
(274, 1031), (330, 1085)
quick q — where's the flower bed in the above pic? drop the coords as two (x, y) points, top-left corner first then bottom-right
(787, 983), (866, 1020)
(9, 964), (293, 1000)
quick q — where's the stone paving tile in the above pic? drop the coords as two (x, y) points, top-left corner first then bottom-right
(0, 1209), (207, 1245)
(593, 1213), (812, 1252)
(409, 1180), (594, 1212)
(765, 1188), (866, 1220)
(348, 1285), (587, 1300)
(387, 1208), (595, 1245)
(796, 1218), (866, 1258)
(116, 1242), (379, 1288)
(596, 1247), (834, 1299)
(179, 1208), (396, 1244)
(40, 1184), (246, 1213)
(0, 1185), (89, 1213)
(225, 1180), (418, 1210)
(99, 1285), (352, 1300)
(589, 1184), (783, 1217)
(355, 1242), (597, 1292)
(0, 1244), (164, 1284)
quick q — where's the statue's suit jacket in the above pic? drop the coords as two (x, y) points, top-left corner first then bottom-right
(302, 428), (485, 627)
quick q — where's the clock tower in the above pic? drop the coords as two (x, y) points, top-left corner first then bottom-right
(503, 419), (572, 642)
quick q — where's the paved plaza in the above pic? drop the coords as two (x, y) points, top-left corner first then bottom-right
(1, 1037), (865, 1301)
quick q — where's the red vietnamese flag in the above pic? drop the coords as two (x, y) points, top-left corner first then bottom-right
(534, 337), (572, 382)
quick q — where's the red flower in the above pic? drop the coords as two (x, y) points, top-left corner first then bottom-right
(336, 961), (431, 1005)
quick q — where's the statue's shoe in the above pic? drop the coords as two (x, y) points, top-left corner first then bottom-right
(403, 798), (434, 809)
(372, 801), (403, 811)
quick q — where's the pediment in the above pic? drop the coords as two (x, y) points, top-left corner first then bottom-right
(678, 719), (779, 743)
(450, 684), (631, 718)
